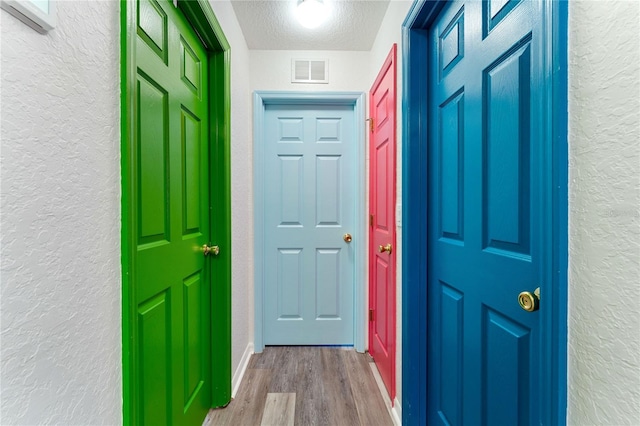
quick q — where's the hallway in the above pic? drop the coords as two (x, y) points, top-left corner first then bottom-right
(203, 347), (394, 426)
(1, 0), (639, 424)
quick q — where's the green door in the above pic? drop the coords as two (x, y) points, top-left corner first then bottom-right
(133, 0), (212, 424)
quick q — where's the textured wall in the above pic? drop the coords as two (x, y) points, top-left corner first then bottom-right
(368, 0), (413, 412)
(0, 1), (121, 425)
(568, 1), (640, 424)
(208, 0), (254, 377)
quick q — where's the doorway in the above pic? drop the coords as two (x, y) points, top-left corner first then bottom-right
(121, 0), (232, 424)
(401, 0), (568, 424)
(253, 92), (366, 352)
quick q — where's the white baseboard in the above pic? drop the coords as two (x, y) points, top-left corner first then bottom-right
(231, 342), (254, 398)
(391, 398), (402, 425)
(369, 363), (402, 425)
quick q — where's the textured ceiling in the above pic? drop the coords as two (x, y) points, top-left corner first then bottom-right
(230, 0), (391, 51)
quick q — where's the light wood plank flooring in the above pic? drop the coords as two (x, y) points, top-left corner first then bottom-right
(203, 347), (394, 426)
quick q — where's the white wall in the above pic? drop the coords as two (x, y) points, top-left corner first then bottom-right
(568, 1), (640, 424)
(251, 50), (370, 92)
(367, 0), (413, 415)
(0, 2), (121, 424)
(208, 0), (254, 383)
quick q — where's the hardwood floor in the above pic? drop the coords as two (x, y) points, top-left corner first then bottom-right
(203, 347), (394, 426)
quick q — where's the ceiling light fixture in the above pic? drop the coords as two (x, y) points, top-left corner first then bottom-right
(296, 0), (329, 29)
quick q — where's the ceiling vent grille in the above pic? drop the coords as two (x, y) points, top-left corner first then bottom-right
(291, 59), (329, 84)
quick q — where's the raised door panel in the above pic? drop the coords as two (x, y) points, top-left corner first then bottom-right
(316, 249), (341, 319)
(316, 117), (342, 142)
(375, 140), (390, 231)
(183, 272), (207, 410)
(137, 74), (169, 246)
(180, 37), (201, 96)
(278, 155), (304, 227)
(373, 257), (389, 352)
(437, 282), (464, 426)
(276, 248), (303, 320)
(182, 108), (203, 236)
(316, 155), (342, 226)
(439, 90), (464, 242)
(482, 308), (531, 425)
(482, 40), (531, 257)
(138, 291), (171, 425)
(137, 0), (168, 63)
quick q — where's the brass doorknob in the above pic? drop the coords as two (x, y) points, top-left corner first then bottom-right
(378, 243), (392, 254)
(343, 233), (352, 243)
(202, 244), (220, 257)
(518, 287), (540, 312)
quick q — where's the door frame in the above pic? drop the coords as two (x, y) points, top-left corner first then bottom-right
(401, 0), (568, 424)
(253, 91), (367, 353)
(121, 0), (232, 422)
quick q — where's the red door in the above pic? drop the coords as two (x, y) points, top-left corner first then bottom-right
(369, 44), (397, 402)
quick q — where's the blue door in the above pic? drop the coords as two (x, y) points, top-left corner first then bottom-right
(262, 104), (356, 345)
(426, 0), (545, 424)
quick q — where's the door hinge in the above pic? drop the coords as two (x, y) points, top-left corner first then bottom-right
(369, 214), (374, 227)
(369, 309), (374, 322)
(366, 118), (374, 132)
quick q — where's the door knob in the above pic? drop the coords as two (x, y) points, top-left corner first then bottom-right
(518, 287), (540, 312)
(343, 233), (352, 243)
(202, 244), (220, 257)
(378, 243), (392, 254)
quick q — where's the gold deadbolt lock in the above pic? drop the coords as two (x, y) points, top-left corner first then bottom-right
(202, 244), (220, 257)
(518, 287), (540, 312)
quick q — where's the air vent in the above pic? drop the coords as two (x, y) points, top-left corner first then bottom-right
(291, 59), (329, 84)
